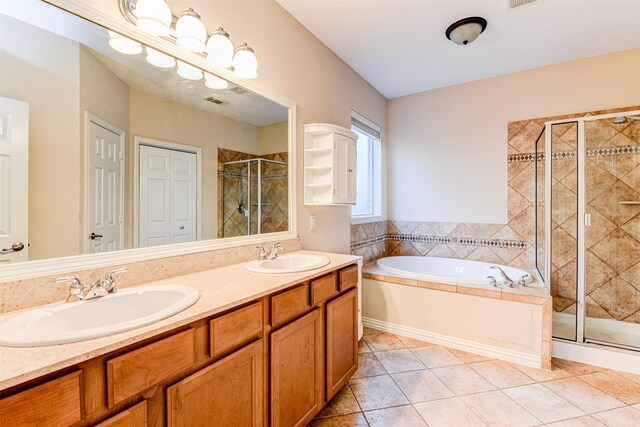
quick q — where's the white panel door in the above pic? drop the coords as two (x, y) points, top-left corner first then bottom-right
(87, 120), (123, 254)
(0, 97), (29, 263)
(138, 145), (197, 247)
(170, 150), (197, 244)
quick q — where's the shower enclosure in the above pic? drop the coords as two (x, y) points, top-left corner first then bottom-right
(221, 158), (288, 238)
(545, 109), (640, 351)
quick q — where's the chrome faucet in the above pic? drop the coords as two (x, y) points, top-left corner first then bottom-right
(56, 268), (128, 302)
(268, 242), (284, 259)
(489, 266), (514, 288)
(256, 246), (268, 260)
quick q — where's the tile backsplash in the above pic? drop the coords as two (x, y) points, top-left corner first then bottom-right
(1, 238), (302, 313)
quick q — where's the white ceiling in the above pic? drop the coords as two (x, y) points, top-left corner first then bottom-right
(276, 0), (640, 99)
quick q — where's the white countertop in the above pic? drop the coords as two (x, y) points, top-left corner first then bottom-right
(0, 251), (361, 390)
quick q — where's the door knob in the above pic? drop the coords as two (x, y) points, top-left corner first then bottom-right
(1, 242), (24, 254)
(90, 233), (103, 240)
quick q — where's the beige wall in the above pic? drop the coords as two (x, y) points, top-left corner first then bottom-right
(79, 46), (131, 247)
(259, 121), (288, 155)
(0, 15), (81, 261)
(388, 48), (640, 225)
(82, 0), (388, 254)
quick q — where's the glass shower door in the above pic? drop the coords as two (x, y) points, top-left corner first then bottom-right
(584, 117), (640, 349)
(549, 122), (579, 341)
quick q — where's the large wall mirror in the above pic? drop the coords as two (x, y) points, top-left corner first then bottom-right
(0, 0), (295, 275)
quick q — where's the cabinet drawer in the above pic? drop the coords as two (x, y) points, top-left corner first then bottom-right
(310, 273), (338, 305)
(210, 301), (263, 358)
(271, 284), (310, 328)
(339, 264), (358, 291)
(107, 329), (195, 407)
(96, 401), (147, 427)
(0, 371), (83, 427)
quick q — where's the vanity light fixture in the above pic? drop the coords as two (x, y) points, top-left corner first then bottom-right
(146, 46), (176, 68)
(108, 30), (142, 54)
(131, 0), (172, 36)
(118, 0), (258, 79)
(445, 16), (487, 45)
(205, 72), (229, 90)
(177, 60), (203, 80)
(206, 28), (234, 69)
(233, 43), (258, 79)
(175, 8), (207, 53)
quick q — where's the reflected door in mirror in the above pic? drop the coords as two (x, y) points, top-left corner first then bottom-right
(0, 97), (29, 263)
(139, 145), (197, 247)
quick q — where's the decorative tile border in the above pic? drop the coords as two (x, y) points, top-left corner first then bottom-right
(458, 238), (527, 249)
(508, 153), (544, 163)
(350, 233), (528, 251)
(387, 234), (452, 244)
(508, 145), (639, 164)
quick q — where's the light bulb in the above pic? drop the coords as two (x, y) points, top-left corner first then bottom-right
(233, 43), (257, 79)
(108, 30), (142, 55)
(146, 47), (175, 68)
(177, 61), (203, 80)
(176, 8), (207, 53)
(205, 73), (229, 90)
(206, 28), (234, 69)
(134, 0), (172, 36)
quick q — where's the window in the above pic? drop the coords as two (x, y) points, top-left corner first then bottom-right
(351, 111), (382, 221)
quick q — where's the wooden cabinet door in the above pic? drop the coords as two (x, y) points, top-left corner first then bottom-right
(166, 340), (263, 427)
(326, 288), (358, 400)
(271, 308), (323, 427)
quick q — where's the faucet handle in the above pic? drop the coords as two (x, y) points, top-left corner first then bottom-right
(256, 246), (267, 260)
(517, 274), (529, 287)
(486, 275), (498, 288)
(56, 276), (85, 301)
(103, 267), (128, 292)
(106, 267), (128, 281)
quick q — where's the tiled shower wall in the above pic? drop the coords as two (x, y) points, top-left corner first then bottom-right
(217, 148), (288, 238)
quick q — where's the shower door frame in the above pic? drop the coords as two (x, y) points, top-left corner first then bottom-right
(545, 109), (640, 351)
(223, 158), (288, 237)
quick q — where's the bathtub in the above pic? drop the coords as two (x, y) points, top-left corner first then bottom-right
(376, 256), (540, 287)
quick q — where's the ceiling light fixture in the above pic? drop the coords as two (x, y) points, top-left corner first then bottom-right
(108, 30), (143, 54)
(118, 0), (258, 79)
(445, 17), (487, 46)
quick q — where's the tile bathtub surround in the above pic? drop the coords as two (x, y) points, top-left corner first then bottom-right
(311, 327), (640, 426)
(0, 237), (302, 313)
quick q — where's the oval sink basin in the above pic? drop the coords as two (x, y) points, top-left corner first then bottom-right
(246, 253), (330, 274)
(0, 285), (200, 347)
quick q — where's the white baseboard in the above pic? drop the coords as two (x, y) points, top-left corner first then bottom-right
(553, 340), (640, 375)
(363, 317), (542, 369)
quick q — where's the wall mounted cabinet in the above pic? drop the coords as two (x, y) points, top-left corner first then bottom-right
(304, 124), (357, 205)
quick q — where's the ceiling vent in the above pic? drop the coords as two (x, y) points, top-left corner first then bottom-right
(204, 96), (229, 106)
(509, 0), (538, 9)
(229, 85), (248, 95)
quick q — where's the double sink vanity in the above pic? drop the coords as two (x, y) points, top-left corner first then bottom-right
(0, 251), (361, 426)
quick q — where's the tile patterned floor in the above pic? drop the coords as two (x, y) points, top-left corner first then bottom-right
(309, 327), (640, 427)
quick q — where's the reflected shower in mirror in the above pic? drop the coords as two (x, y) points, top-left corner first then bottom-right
(0, 2), (289, 263)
